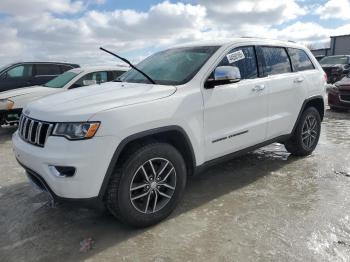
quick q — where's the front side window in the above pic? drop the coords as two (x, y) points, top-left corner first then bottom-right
(120, 46), (220, 85)
(43, 71), (79, 88)
(35, 64), (61, 76)
(73, 71), (109, 88)
(258, 47), (292, 76)
(288, 48), (315, 71)
(217, 46), (258, 79)
(110, 70), (126, 80)
(6, 64), (33, 78)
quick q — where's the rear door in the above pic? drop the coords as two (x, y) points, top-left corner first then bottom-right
(203, 46), (269, 161)
(33, 64), (61, 85)
(0, 64), (34, 92)
(256, 46), (305, 139)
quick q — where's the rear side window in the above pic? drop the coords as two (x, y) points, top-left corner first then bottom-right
(6, 64), (33, 78)
(288, 48), (315, 71)
(35, 64), (61, 76)
(258, 47), (292, 76)
(218, 46), (258, 79)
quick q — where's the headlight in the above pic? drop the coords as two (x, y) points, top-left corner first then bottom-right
(52, 122), (100, 140)
(0, 99), (14, 110)
(6, 100), (14, 110)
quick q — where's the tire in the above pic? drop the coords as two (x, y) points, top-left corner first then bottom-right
(285, 107), (321, 157)
(105, 142), (187, 228)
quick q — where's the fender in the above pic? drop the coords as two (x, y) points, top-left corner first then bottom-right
(291, 95), (325, 135)
(98, 125), (196, 199)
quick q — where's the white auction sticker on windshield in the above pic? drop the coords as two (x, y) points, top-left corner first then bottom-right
(226, 50), (245, 64)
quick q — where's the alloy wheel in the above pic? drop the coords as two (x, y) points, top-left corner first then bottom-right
(301, 115), (318, 149)
(129, 158), (176, 214)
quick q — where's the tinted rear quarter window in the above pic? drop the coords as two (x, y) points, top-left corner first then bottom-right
(258, 47), (291, 76)
(60, 65), (74, 73)
(288, 48), (314, 71)
(218, 46), (258, 79)
(35, 64), (61, 76)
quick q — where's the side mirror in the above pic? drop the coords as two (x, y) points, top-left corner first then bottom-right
(83, 80), (97, 86)
(205, 66), (241, 89)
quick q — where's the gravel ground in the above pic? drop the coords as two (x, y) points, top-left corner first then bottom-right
(1, 109), (350, 262)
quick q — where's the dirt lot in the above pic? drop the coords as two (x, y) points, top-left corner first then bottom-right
(1, 109), (350, 262)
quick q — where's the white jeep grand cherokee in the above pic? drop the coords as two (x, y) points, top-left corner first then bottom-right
(13, 38), (326, 227)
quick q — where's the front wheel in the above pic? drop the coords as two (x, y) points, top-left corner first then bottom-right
(106, 143), (187, 227)
(285, 107), (321, 156)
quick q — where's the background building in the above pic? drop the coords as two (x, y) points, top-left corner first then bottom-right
(311, 34), (350, 60)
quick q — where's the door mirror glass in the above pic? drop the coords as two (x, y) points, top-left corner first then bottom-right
(83, 79), (97, 86)
(205, 66), (241, 89)
(214, 66), (241, 81)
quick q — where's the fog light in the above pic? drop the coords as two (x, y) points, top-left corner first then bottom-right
(49, 165), (76, 177)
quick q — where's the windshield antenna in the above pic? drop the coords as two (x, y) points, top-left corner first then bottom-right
(100, 47), (156, 84)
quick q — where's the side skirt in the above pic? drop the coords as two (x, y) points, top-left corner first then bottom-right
(193, 134), (291, 175)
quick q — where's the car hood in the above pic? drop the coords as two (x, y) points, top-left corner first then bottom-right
(335, 77), (350, 91)
(0, 86), (54, 99)
(25, 82), (177, 122)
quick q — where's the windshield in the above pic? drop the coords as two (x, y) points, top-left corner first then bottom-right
(0, 63), (12, 72)
(320, 56), (349, 65)
(120, 46), (220, 85)
(43, 71), (79, 88)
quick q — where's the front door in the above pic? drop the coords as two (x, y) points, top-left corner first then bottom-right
(202, 46), (269, 161)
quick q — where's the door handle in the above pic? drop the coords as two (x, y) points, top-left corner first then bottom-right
(294, 77), (304, 83)
(252, 84), (265, 92)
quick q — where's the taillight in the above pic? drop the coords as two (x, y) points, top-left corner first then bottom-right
(323, 73), (328, 83)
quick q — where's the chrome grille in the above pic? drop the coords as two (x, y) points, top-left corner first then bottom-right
(18, 115), (54, 147)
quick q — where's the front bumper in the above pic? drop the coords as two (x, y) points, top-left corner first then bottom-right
(0, 109), (22, 125)
(12, 131), (120, 199)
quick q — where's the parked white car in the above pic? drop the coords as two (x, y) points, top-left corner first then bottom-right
(13, 38), (326, 227)
(0, 66), (128, 125)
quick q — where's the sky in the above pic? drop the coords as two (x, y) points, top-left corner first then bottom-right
(0, 0), (349, 66)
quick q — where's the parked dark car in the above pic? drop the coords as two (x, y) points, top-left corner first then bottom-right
(319, 55), (350, 84)
(328, 75), (350, 111)
(0, 62), (80, 93)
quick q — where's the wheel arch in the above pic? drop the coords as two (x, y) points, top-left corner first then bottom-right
(292, 95), (325, 134)
(98, 125), (196, 200)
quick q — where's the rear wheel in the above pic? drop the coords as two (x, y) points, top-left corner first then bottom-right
(285, 107), (321, 156)
(105, 142), (187, 227)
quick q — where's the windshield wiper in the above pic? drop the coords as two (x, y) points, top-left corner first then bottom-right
(100, 47), (156, 84)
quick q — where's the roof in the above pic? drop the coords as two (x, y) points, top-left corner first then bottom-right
(9, 61), (79, 66)
(172, 37), (307, 49)
(69, 65), (129, 74)
(330, 34), (350, 38)
(311, 48), (331, 51)
(322, 55), (350, 57)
